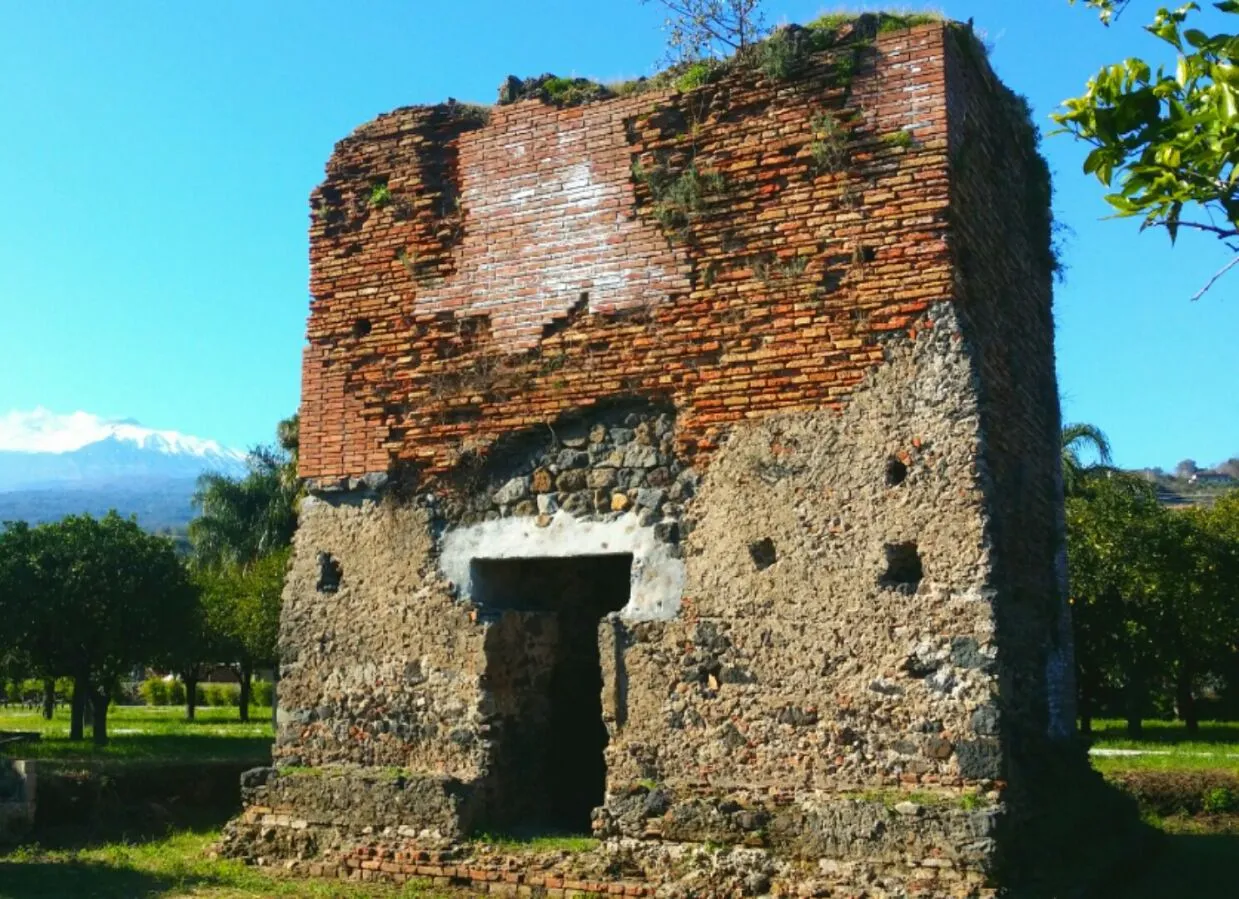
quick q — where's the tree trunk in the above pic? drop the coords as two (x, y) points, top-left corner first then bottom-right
(238, 662), (252, 723)
(1176, 664), (1199, 735)
(90, 688), (109, 746)
(41, 677), (55, 720)
(185, 672), (198, 722)
(70, 672), (88, 741)
(1078, 678), (1093, 737)
(1125, 675), (1145, 739)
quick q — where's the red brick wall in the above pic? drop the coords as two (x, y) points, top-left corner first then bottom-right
(300, 25), (952, 482)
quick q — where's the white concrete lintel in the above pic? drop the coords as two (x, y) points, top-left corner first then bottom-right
(439, 511), (683, 621)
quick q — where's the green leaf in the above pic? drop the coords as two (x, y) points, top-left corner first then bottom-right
(1104, 192), (1141, 214)
(1184, 28), (1210, 48)
(1167, 201), (1184, 242)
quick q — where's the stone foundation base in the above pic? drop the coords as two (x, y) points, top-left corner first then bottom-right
(217, 833), (995, 898)
(218, 768), (999, 897)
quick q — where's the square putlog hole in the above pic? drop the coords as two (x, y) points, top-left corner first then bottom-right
(316, 552), (343, 593)
(880, 542), (922, 590)
(749, 538), (777, 571)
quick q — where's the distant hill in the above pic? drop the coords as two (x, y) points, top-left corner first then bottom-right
(0, 409), (247, 530)
(1132, 469), (1238, 508)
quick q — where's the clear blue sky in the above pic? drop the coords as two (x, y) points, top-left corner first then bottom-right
(1, 1), (1235, 470)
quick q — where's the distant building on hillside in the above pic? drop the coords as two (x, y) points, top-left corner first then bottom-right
(1189, 471), (1236, 486)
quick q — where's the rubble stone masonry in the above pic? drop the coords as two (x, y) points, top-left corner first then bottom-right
(221, 19), (1127, 898)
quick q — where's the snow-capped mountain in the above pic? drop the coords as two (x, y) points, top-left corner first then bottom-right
(0, 409), (249, 527)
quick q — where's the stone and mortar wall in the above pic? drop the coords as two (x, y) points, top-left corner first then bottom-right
(597, 305), (999, 801)
(942, 23), (1107, 888)
(276, 496), (488, 776)
(237, 19), (1083, 899)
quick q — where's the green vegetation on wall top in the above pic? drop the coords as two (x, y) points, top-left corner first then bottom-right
(504, 11), (950, 109)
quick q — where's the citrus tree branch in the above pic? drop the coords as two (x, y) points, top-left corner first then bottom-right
(1190, 255), (1239, 301)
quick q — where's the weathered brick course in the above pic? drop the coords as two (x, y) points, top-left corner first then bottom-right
(299, 25), (952, 484)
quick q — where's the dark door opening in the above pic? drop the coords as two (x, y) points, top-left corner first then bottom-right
(473, 554), (631, 835)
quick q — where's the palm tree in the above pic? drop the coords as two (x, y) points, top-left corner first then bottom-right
(188, 415), (300, 722)
(276, 413), (300, 487)
(189, 415), (300, 568)
(1061, 422), (1114, 497)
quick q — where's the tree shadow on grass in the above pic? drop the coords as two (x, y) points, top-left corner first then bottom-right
(29, 803), (237, 853)
(1089, 722), (1239, 745)
(7, 734), (272, 764)
(1109, 832), (1239, 898)
(0, 858), (227, 899)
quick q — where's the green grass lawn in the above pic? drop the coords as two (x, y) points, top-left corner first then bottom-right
(0, 831), (466, 898)
(1088, 719), (1239, 773)
(2, 710), (1238, 896)
(0, 822), (1234, 899)
(0, 705), (272, 765)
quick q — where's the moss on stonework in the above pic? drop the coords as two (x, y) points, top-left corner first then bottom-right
(881, 129), (916, 149)
(541, 76), (612, 107)
(277, 764), (414, 782)
(839, 788), (993, 810)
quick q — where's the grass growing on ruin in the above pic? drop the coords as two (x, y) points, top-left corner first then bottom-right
(470, 833), (599, 854)
(0, 706), (272, 765)
(0, 830), (460, 898)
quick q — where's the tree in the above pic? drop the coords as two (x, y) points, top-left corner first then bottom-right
(1067, 468), (1239, 736)
(192, 549), (287, 722)
(158, 576), (219, 722)
(1176, 458), (1200, 479)
(0, 521), (86, 730)
(1190, 490), (1239, 716)
(1055, 1), (1239, 298)
(12, 514), (194, 744)
(0, 523), (41, 716)
(190, 447), (298, 570)
(1160, 504), (1237, 732)
(1066, 473), (1167, 735)
(643, 0), (768, 62)
(232, 548), (287, 718)
(1061, 422), (1115, 496)
(188, 415), (299, 721)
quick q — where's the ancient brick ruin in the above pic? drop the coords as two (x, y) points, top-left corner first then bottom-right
(222, 18), (1111, 896)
